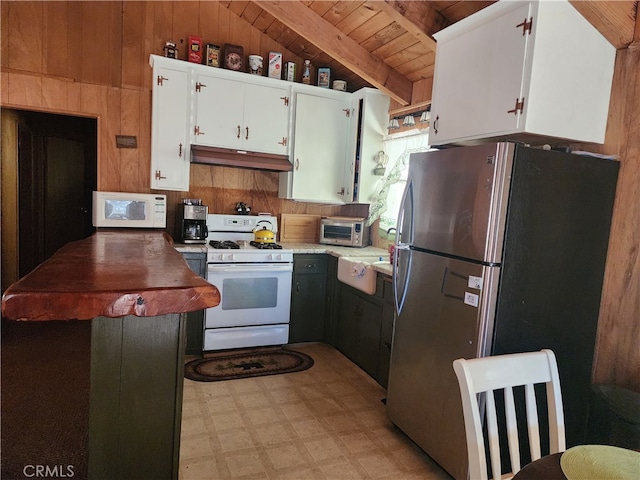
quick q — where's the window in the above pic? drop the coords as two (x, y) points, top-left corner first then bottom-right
(368, 129), (431, 236)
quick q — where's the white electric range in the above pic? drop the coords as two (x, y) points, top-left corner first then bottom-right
(203, 214), (293, 351)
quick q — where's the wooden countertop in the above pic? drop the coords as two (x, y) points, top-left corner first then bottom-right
(1, 231), (220, 321)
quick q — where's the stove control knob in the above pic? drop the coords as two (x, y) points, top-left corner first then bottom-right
(218, 253), (224, 261)
(229, 253), (235, 261)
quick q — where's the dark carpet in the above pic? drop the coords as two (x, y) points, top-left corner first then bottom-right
(1, 319), (91, 480)
(185, 347), (314, 382)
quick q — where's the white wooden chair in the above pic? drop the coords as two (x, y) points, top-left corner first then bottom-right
(453, 349), (566, 480)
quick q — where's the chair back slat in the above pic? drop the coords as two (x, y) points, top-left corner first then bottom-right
(453, 349), (565, 480)
(485, 391), (502, 480)
(524, 383), (541, 460)
(504, 386), (521, 472)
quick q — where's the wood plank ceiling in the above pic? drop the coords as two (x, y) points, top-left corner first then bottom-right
(221, 1), (638, 107)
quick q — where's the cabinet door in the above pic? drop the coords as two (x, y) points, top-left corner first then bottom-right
(243, 84), (290, 155)
(336, 287), (360, 360)
(429, 2), (532, 144)
(193, 74), (245, 149)
(358, 299), (383, 379)
(150, 63), (190, 191)
(290, 274), (326, 343)
(291, 93), (351, 203)
(290, 255), (327, 343)
(181, 253), (206, 355)
(346, 89), (389, 203)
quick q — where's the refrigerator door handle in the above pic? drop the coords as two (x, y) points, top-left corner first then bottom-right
(394, 179), (414, 316)
(393, 244), (411, 315)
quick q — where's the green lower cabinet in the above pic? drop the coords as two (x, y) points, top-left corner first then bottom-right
(181, 252), (207, 355)
(89, 314), (186, 480)
(324, 255), (339, 345)
(336, 275), (384, 382)
(290, 254), (327, 343)
(378, 276), (395, 388)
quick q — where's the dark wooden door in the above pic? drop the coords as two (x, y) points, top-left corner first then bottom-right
(44, 137), (88, 258)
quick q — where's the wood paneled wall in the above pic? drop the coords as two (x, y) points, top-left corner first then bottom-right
(1, 1), (638, 391)
(0, 1), (361, 226)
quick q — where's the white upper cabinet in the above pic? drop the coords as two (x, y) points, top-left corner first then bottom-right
(279, 88), (352, 204)
(193, 69), (290, 156)
(344, 88), (390, 204)
(149, 55), (191, 191)
(429, 0), (616, 146)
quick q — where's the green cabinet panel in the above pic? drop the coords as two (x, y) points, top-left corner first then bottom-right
(378, 276), (395, 388)
(181, 252), (206, 355)
(290, 254), (328, 343)
(89, 314), (186, 480)
(336, 279), (383, 380)
(324, 255), (339, 345)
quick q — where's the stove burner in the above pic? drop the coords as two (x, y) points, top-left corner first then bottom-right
(250, 241), (283, 249)
(209, 240), (240, 249)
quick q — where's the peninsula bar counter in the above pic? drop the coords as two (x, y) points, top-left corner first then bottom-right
(2, 231), (221, 480)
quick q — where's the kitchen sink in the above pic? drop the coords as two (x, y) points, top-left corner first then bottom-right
(337, 255), (389, 294)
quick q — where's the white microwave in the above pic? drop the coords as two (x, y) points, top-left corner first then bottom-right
(92, 191), (167, 228)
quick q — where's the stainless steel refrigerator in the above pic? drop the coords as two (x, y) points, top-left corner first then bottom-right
(386, 142), (619, 480)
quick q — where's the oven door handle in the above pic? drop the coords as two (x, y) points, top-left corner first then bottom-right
(207, 264), (293, 273)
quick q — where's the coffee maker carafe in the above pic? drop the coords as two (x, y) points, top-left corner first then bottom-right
(176, 199), (208, 244)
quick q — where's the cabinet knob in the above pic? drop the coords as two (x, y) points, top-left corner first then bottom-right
(195, 82), (207, 92)
(194, 126), (205, 136)
(278, 137), (287, 146)
(157, 75), (168, 86)
(154, 170), (166, 180)
(337, 187), (345, 196)
(306, 264), (315, 269)
(237, 125), (241, 139)
(178, 143), (183, 157)
(280, 96), (289, 106)
(295, 158), (300, 170)
(246, 126), (249, 140)
(433, 115), (439, 134)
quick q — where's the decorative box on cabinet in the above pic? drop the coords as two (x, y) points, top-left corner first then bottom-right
(192, 68), (290, 157)
(181, 252), (207, 355)
(279, 87), (352, 204)
(289, 254), (327, 343)
(429, 0), (615, 146)
(149, 55), (191, 191)
(344, 88), (390, 203)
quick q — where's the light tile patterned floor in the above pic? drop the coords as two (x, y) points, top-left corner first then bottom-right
(179, 343), (454, 480)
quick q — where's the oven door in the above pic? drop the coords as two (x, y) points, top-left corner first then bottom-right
(205, 263), (292, 329)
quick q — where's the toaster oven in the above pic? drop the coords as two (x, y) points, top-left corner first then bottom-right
(319, 216), (369, 247)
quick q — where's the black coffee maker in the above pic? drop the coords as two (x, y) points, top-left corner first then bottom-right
(176, 199), (208, 244)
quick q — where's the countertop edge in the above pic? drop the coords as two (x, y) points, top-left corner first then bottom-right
(173, 242), (393, 276)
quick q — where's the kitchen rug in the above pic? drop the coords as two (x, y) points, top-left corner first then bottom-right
(184, 347), (313, 382)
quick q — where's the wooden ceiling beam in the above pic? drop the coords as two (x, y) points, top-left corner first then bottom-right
(569, 0), (637, 49)
(376, 0), (449, 52)
(254, 0), (413, 105)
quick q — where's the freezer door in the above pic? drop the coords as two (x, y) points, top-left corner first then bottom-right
(408, 143), (514, 264)
(387, 251), (500, 480)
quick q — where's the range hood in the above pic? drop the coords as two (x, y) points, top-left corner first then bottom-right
(191, 145), (293, 172)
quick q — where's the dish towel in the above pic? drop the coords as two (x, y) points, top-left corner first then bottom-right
(351, 263), (367, 277)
